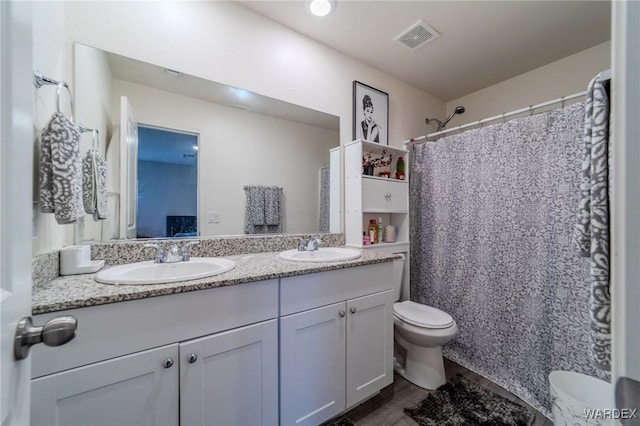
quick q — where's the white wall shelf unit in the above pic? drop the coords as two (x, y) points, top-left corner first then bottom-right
(344, 139), (410, 251)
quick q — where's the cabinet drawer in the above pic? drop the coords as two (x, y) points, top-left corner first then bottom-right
(362, 178), (408, 212)
(280, 262), (393, 316)
(32, 280), (279, 379)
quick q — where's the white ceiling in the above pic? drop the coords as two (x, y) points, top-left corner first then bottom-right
(237, 0), (611, 102)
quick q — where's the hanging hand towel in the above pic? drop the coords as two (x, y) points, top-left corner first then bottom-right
(39, 112), (83, 224)
(264, 186), (282, 226)
(82, 149), (108, 220)
(572, 74), (611, 371)
(244, 185), (265, 225)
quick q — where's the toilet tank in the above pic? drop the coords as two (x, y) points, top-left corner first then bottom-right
(393, 253), (406, 301)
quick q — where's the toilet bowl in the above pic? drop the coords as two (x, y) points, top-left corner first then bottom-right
(391, 255), (457, 389)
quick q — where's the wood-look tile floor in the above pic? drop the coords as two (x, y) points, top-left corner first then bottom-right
(343, 359), (553, 426)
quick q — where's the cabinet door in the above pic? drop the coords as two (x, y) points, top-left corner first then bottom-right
(280, 302), (346, 426)
(362, 178), (388, 211)
(346, 290), (394, 408)
(31, 344), (179, 426)
(180, 319), (278, 426)
(386, 180), (408, 212)
(362, 178), (408, 213)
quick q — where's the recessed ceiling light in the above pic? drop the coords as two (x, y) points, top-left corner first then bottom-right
(309, 0), (335, 17)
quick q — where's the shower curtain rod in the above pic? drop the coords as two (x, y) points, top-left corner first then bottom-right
(404, 90), (588, 145)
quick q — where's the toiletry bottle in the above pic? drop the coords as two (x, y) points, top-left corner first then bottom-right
(368, 219), (378, 244)
(377, 217), (384, 243)
(396, 156), (405, 180)
(363, 232), (370, 246)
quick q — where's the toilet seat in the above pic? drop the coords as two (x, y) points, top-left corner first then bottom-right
(394, 301), (454, 329)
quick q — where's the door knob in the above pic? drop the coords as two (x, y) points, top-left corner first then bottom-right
(163, 358), (174, 368)
(14, 315), (77, 360)
(350, 307), (357, 314)
(339, 310), (346, 318)
(188, 353), (198, 364)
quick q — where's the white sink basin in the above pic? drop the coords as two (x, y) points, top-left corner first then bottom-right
(95, 257), (237, 285)
(279, 248), (362, 263)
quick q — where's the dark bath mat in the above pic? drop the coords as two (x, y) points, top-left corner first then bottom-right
(320, 415), (355, 426)
(404, 374), (534, 426)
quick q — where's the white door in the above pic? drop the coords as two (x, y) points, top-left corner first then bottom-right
(280, 302), (346, 426)
(31, 344), (179, 426)
(346, 290), (394, 409)
(120, 96), (138, 239)
(0, 2), (33, 424)
(180, 319), (278, 426)
(611, 0), (640, 416)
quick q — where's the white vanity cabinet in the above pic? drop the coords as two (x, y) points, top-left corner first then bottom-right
(31, 280), (279, 426)
(344, 139), (410, 251)
(279, 263), (394, 426)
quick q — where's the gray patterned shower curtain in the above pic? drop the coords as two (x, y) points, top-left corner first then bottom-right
(409, 102), (608, 416)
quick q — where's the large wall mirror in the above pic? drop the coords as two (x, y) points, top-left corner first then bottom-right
(73, 43), (341, 242)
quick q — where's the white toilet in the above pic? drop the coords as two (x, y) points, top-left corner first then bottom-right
(392, 254), (458, 389)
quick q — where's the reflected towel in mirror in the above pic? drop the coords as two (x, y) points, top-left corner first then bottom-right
(244, 185), (283, 234)
(265, 186), (282, 226)
(245, 185), (265, 225)
(82, 149), (107, 220)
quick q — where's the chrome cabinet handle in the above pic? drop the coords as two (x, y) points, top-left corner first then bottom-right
(188, 353), (198, 364)
(350, 307), (357, 314)
(14, 315), (77, 361)
(163, 358), (174, 368)
(339, 310), (346, 318)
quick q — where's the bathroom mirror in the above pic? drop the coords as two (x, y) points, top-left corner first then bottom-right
(73, 43), (341, 241)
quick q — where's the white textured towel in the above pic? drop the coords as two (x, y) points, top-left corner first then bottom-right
(39, 112), (84, 224)
(82, 149), (108, 220)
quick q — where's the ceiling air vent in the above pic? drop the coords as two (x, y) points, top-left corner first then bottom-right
(394, 20), (440, 51)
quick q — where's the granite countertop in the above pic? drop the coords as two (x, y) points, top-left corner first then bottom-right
(33, 249), (398, 314)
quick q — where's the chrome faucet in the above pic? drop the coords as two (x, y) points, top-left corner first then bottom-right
(298, 235), (321, 251)
(144, 244), (166, 263)
(180, 240), (200, 261)
(144, 241), (201, 263)
(165, 244), (182, 263)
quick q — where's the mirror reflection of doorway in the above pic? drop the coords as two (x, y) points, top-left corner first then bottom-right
(136, 125), (198, 238)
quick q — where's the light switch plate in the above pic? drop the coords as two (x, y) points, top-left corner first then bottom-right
(207, 211), (220, 223)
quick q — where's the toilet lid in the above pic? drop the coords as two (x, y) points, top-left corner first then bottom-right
(394, 301), (454, 329)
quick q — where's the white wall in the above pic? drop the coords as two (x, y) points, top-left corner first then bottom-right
(32, 1), (74, 255)
(113, 79), (338, 236)
(63, 1), (444, 149)
(445, 42), (611, 126)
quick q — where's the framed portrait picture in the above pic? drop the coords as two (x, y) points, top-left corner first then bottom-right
(353, 81), (389, 145)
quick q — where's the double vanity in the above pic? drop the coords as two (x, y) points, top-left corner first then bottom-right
(31, 242), (397, 426)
